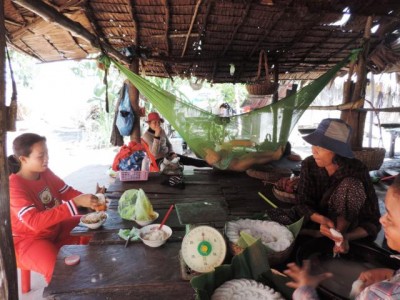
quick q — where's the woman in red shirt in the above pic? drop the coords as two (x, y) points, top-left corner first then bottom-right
(8, 133), (101, 283)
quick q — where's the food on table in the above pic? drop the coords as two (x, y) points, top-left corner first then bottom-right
(225, 219), (294, 252)
(94, 193), (107, 211)
(81, 211), (107, 224)
(64, 255), (80, 266)
(142, 228), (168, 241)
(135, 189), (156, 221)
(330, 228), (344, 247)
(211, 279), (284, 300)
(274, 176), (300, 193)
(118, 188), (156, 221)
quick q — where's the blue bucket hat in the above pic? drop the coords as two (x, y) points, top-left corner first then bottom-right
(302, 118), (354, 158)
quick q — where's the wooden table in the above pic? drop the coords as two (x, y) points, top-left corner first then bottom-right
(43, 243), (195, 299)
(45, 169), (284, 298)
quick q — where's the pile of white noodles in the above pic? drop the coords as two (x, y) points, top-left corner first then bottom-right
(211, 279), (284, 300)
(225, 219), (294, 252)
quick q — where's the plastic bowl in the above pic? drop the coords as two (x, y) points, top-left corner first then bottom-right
(80, 212), (108, 229)
(134, 212), (159, 226)
(139, 224), (172, 248)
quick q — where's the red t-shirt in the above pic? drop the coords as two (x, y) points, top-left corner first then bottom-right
(9, 168), (81, 243)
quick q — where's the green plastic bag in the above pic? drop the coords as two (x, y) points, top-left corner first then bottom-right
(118, 189), (139, 220)
(118, 188), (155, 221)
(135, 189), (155, 221)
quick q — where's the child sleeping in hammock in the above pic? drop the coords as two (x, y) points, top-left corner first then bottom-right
(203, 144), (286, 172)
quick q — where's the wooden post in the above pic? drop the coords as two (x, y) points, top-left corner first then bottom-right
(0, 1), (19, 298)
(272, 61), (279, 103)
(127, 59), (141, 143)
(341, 16), (373, 148)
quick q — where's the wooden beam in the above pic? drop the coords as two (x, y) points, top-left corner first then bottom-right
(221, 2), (251, 56)
(0, 2), (19, 297)
(211, 62), (218, 83)
(162, 0), (170, 56)
(5, 18), (24, 27)
(128, 0), (139, 45)
(84, 2), (107, 51)
(11, 0), (130, 64)
(181, 0), (202, 57)
(248, 0), (296, 58)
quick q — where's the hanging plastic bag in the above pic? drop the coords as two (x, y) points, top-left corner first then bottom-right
(116, 84), (135, 136)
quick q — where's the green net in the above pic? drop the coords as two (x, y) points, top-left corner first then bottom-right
(110, 50), (359, 170)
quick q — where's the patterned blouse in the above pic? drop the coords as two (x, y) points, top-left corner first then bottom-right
(294, 155), (381, 239)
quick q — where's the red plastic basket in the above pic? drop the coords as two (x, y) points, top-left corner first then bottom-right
(119, 170), (149, 181)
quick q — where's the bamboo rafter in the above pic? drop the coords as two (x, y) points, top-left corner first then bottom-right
(221, 2), (252, 56)
(162, 0), (170, 56)
(11, 0), (130, 63)
(181, 0), (202, 57)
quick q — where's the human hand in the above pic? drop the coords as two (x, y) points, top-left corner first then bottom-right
(284, 260), (333, 289)
(154, 126), (162, 137)
(73, 194), (100, 210)
(320, 226), (342, 242)
(333, 238), (349, 254)
(311, 213), (334, 228)
(358, 268), (395, 289)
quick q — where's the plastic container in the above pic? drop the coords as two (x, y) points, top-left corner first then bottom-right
(119, 170), (149, 181)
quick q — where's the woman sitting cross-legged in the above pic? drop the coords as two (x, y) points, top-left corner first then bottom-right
(8, 133), (102, 283)
(285, 174), (400, 299)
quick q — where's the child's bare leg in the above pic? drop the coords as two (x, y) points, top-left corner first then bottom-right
(204, 148), (222, 165)
(228, 146), (285, 171)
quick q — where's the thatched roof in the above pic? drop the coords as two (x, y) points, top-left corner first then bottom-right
(4, 0), (400, 83)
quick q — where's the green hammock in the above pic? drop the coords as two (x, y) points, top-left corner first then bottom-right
(109, 50), (359, 169)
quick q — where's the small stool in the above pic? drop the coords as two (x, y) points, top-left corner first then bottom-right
(19, 268), (31, 294)
(16, 254), (31, 294)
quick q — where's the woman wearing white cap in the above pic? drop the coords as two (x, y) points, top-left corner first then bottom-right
(268, 118), (380, 255)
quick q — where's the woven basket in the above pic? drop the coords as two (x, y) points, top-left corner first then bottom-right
(272, 187), (297, 204)
(246, 50), (279, 95)
(353, 147), (386, 171)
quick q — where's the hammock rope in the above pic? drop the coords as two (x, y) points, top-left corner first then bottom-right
(109, 50), (360, 168)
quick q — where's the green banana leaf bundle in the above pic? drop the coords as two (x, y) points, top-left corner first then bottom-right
(191, 240), (295, 300)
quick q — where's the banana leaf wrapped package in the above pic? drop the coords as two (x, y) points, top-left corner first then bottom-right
(191, 240), (294, 300)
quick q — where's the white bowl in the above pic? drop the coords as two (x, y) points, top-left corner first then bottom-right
(139, 224), (172, 248)
(80, 212), (108, 229)
(134, 212), (159, 226)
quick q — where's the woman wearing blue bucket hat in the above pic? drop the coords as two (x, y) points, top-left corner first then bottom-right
(267, 118), (380, 255)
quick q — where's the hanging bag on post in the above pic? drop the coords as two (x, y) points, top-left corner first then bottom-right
(246, 50), (279, 95)
(116, 84), (135, 136)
